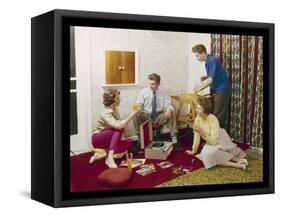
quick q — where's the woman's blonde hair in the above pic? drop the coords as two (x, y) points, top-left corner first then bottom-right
(103, 89), (120, 106)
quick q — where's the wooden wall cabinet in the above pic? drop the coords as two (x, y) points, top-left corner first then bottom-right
(105, 50), (137, 85)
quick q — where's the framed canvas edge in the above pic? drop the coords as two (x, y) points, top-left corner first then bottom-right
(31, 9), (275, 207)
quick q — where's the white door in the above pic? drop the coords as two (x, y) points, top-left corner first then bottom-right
(70, 27), (93, 154)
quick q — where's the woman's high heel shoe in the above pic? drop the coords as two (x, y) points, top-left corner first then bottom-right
(238, 158), (248, 166)
(89, 152), (106, 164)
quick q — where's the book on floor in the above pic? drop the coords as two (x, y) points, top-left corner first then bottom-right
(119, 158), (146, 168)
(157, 161), (174, 169)
(136, 164), (156, 176)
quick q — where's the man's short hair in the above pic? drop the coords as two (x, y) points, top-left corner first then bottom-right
(103, 89), (120, 107)
(192, 44), (207, 54)
(197, 96), (213, 115)
(148, 73), (161, 84)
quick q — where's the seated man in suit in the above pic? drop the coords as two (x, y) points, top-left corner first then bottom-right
(133, 73), (182, 151)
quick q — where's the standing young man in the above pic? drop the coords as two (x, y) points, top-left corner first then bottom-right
(192, 44), (230, 129)
(134, 73), (181, 150)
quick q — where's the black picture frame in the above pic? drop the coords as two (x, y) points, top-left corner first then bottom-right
(31, 9), (274, 207)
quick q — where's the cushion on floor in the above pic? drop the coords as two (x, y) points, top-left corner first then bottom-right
(97, 168), (132, 188)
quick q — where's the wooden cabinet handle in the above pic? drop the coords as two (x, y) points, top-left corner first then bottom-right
(118, 66), (126, 70)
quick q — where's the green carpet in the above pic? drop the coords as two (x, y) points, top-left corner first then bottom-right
(158, 156), (263, 187)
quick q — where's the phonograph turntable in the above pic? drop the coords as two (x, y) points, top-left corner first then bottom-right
(139, 120), (173, 160)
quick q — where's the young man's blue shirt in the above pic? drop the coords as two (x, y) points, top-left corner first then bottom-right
(205, 54), (230, 93)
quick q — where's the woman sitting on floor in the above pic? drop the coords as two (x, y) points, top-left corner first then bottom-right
(90, 89), (140, 168)
(186, 96), (248, 170)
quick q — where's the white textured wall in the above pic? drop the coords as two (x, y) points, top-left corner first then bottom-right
(75, 27), (211, 138)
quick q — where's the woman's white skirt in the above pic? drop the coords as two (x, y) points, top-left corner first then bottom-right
(200, 129), (247, 169)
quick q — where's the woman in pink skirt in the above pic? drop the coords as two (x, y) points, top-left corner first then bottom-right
(90, 89), (140, 168)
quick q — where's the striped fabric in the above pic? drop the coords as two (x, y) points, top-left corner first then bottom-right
(210, 34), (263, 148)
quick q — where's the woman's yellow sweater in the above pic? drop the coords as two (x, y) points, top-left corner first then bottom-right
(192, 114), (220, 154)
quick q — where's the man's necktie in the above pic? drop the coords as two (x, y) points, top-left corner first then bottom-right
(151, 91), (157, 121)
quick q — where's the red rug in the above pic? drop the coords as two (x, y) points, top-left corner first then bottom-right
(70, 130), (249, 192)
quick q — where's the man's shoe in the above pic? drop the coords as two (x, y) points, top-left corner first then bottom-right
(173, 142), (184, 151)
(131, 141), (141, 155)
(171, 136), (184, 151)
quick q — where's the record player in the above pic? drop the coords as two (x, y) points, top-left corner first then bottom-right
(139, 120), (173, 160)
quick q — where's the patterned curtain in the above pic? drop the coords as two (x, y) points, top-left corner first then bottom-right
(210, 34), (263, 148)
